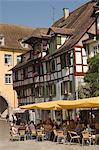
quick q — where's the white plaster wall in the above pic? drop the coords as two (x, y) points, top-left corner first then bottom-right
(77, 33), (89, 46)
(61, 36), (66, 45)
(77, 23), (96, 46)
(88, 23), (96, 35)
(57, 57), (60, 64)
(75, 52), (82, 64)
(76, 65), (82, 72)
(83, 66), (88, 73)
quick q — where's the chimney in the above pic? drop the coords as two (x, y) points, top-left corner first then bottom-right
(63, 8), (69, 19)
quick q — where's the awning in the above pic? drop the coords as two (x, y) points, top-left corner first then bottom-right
(34, 100), (62, 110)
(13, 108), (26, 113)
(59, 97), (99, 109)
(20, 100), (63, 110)
(20, 96), (99, 110)
(20, 103), (37, 110)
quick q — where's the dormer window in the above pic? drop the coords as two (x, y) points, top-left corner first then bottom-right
(0, 35), (5, 46)
(56, 35), (69, 46)
(20, 40), (28, 49)
(56, 36), (61, 45)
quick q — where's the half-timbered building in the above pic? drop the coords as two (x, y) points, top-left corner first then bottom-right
(12, 0), (99, 122)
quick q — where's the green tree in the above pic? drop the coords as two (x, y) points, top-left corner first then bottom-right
(78, 53), (99, 98)
(78, 83), (92, 99)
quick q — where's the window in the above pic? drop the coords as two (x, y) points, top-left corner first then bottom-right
(0, 36), (4, 46)
(20, 41), (28, 49)
(93, 45), (99, 56)
(31, 85), (35, 96)
(5, 74), (12, 84)
(66, 53), (71, 66)
(49, 83), (56, 97)
(46, 61), (50, 73)
(19, 89), (27, 98)
(38, 63), (44, 75)
(52, 84), (56, 97)
(44, 84), (48, 97)
(61, 82), (66, 95)
(56, 36), (61, 45)
(60, 54), (66, 69)
(23, 68), (28, 79)
(4, 54), (12, 65)
(21, 89), (25, 97)
(17, 90), (21, 99)
(33, 65), (36, 73)
(15, 71), (18, 81)
(39, 86), (44, 97)
(49, 37), (56, 54)
(17, 55), (21, 63)
(35, 86), (39, 97)
(40, 64), (44, 75)
(61, 81), (72, 95)
(51, 59), (55, 72)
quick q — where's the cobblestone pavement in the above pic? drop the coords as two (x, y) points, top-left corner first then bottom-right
(0, 119), (10, 141)
(0, 140), (99, 150)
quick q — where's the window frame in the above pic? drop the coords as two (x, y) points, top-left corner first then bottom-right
(23, 67), (28, 79)
(56, 36), (61, 45)
(16, 55), (21, 63)
(35, 86), (39, 97)
(61, 81), (72, 95)
(20, 41), (28, 49)
(4, 54), (12, 65)
(49, 83), (56, 97)
(0, 36), (5, 46)
(46, 61), (50, 73)
(60, 54), (66, 69)
(5, 74), (12, 84)
(51, 59), (55, 72)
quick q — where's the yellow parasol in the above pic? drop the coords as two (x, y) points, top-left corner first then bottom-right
(20, 100), (63, 110)
(58, 97), (99, 109)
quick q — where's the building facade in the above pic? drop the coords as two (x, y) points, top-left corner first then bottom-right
(12, 1), (99, 122)
(0, 24), (48, 117)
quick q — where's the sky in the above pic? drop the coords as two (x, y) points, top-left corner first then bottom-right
(0, 0), (90, 28)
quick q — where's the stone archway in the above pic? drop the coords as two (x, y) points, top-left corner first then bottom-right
(0, 96), (8, 118)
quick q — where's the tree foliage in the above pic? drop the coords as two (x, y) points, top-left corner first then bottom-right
(78, 53), (99, 98)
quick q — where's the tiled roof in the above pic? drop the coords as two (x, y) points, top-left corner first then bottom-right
(51, 0), (98, 56)
(12, 0), (98, 71)
(23, 34), (51, 45)
(48, 27), (75, 35)
(0, 23), (48, 50)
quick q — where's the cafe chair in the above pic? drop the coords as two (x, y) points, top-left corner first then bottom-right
(68, 131), (80, 144)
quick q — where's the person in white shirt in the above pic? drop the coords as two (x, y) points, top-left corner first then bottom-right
(11, 123), (18, 135)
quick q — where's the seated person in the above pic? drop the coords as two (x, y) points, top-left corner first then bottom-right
(11, 123), (18, 135)
(45, 120), (54, 141)
(86, 124), (92, 133)
(75, 122), (85, 143)
(18, 122), (26, 141)
(18, 122), (26, 132)
(67, 120), (76, 131)
(75, 123), (84, 135)
(28, 121), (36, 133)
